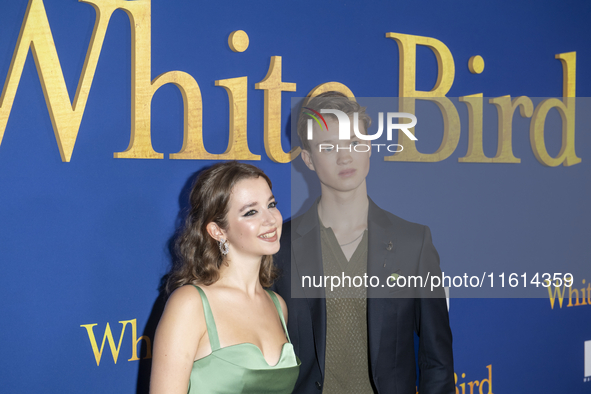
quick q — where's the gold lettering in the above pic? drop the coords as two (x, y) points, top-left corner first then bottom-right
(581, 279), (588, 305)
(468, 380), (480, 394)
(0, 0), (116, 162)
(568, 286), (580, 307)
(558, 52), (576, 98)
(255, 56), (297, 163)
(105, 0), (217, 160)
(104, 0), (179, 159)
(228, 30), (249, 53)
(0, 0), (214, 161)
(458, 94), (485, 162)
(478, 365), (493, 394)
(160, 71), (210, 160)
(384, 32), (459, 162)
(214, 77), (260, 160)
(547, 283), (566, 309)
(486, 96), (533, 163)
(126, 318), (152, 361)
(529, 52), (581, 167)
(102, 0), (157, 159)
(80, 320), (134, 366)
(307, 82), (355, 99)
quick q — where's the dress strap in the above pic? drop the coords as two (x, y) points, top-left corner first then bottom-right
(192, 285), (221, 351)
(265, 290), (291, 343)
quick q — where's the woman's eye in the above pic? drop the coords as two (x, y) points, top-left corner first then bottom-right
(243, 210), (257, 217)
(269, 201), (278, 208)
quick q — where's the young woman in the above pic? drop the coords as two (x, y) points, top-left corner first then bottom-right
(150, 162), (299, 394)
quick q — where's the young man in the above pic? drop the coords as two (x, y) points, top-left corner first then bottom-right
(272, 92), (454, 393)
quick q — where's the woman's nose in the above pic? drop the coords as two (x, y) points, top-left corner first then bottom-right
(263, 207), (278, 224)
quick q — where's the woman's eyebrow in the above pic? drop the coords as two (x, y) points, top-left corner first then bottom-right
(239, 201), (258, 212)
(239, 195), (274, 212)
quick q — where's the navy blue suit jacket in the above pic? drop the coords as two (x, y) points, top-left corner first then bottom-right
(271, 198), (454, 394)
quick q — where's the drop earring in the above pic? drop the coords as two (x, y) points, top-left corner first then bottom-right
(218, 238), (229, 255)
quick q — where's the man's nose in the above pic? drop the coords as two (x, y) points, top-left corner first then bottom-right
(336, 146), (353, 165)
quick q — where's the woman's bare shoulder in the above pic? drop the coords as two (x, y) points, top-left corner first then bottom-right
(168, 284), (202, 302)
(150, 285), (207, 393)
(158, 285), (206, 334)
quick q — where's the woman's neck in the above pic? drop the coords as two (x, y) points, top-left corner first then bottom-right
(216, 255), (263, 297)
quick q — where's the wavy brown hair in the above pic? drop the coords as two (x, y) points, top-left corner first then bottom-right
(166, 161), (278, 294)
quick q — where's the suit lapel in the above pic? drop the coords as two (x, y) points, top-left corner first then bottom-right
(367, 198), (397, 369)
(292, 202), (327, 377)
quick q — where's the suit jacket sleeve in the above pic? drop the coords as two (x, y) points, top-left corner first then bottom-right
(415, 226), (455, 394)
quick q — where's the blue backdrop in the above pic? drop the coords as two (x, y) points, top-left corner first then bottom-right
(0, 0), (589, 393)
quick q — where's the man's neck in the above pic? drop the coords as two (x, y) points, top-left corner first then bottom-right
(317, 183), (369, 232)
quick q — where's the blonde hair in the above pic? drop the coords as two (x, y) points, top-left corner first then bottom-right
(296, 91), (372, 151)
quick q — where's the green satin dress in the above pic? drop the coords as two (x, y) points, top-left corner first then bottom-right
(189, 286), (300, 394)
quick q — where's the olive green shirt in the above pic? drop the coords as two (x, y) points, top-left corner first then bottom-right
(320, 222), (375, 393)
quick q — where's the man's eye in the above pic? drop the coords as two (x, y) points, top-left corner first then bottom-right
(243, 210), (257, 217)
(351, 140), (360, 146)
(322, 147), (333, 152)
(269, 201), (278, 208)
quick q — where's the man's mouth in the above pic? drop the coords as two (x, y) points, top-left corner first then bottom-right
(339, 168), (356, 176)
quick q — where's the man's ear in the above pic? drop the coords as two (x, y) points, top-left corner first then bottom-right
(206, 222), (226, 242)
(301, 149), (315, 171)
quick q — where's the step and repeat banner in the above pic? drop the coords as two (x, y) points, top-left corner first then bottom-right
(0, 0), (589, 393)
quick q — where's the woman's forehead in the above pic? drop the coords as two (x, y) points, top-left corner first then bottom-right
(229, 177), (272, 204)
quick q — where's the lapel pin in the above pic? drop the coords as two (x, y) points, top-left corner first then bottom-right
(386, 241), (393, 251)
